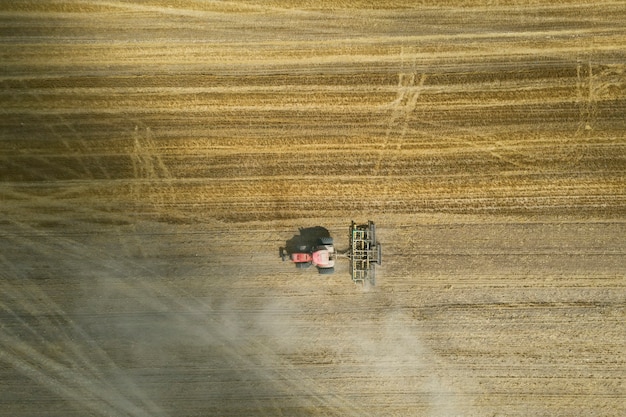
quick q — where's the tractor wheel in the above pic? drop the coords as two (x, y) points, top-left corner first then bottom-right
(318, 266), (334, 275)
(298, 245), (308, 252)
(296, 262), (311, 269)
(320, 237), (333, 245)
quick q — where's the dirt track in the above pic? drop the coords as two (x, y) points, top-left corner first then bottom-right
(1, 1), (625, 416)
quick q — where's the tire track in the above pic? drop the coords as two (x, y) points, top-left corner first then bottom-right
(0, 80), (114, 181)
(16, 80), (97, 179)
(374, 57), (428, 176)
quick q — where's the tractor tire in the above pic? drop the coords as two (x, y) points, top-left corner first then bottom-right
(298, 245), (308, 252)
(318, 266), (335, 275)
(296, 262), (311, 269)
(320, 237), (333, 245)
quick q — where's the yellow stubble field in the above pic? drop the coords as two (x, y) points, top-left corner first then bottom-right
(1, 1), (625, 416)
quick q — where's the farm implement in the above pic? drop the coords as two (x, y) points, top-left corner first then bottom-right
(280, 221), (382, 286)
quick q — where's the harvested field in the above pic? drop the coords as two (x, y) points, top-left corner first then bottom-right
(1, 1), (625, 416)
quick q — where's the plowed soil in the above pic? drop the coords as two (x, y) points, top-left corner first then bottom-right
(1, 1), (625, 416)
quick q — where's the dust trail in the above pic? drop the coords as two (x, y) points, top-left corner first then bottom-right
(0, 336), (155, 417)
(338, 310), (470, 416)
(71, 225), (371, 415)
(0, 283), (167, 417)
(0, 276), (107, 384)
(0, 307), (168, 417)
(0, 219), (168, 416)
(84, 259), (373, 417)
(1, 210), (368, 416)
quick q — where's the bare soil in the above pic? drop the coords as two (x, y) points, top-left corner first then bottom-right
(1, 1), (625, 416)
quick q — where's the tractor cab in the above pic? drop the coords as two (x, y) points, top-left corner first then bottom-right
(280, 237), (335, 274)
(312, 245), (335, 268)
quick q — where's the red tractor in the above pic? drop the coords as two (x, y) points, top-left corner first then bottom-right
(280, 236), (335, 274)
(280, 221), (381, 286)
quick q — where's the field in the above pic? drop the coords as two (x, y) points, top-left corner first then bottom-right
(1, 1), (625, 416)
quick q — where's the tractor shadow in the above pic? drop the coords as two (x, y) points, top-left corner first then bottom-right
(281, 226), (331, 255)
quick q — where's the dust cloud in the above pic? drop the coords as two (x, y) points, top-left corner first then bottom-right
(1, 213), (469, 416)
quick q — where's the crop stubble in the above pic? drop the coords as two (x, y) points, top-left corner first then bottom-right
(0, 1), (625, 416)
